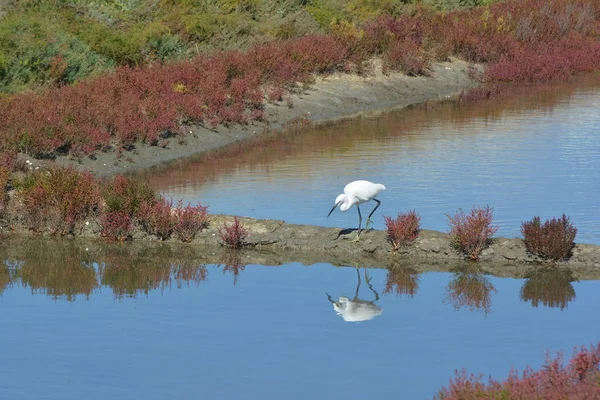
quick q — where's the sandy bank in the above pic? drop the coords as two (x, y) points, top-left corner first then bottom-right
(44, 58), (479, 176)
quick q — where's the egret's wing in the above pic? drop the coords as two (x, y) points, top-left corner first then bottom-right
(344, 180), (384, 202)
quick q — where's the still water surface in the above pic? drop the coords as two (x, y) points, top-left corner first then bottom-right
(146, 80), (600, 244)
(0, 241), (599, 399)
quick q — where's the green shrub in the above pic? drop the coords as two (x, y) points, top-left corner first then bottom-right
(0, 14), (113, 92)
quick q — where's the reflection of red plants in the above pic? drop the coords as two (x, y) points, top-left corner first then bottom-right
(521, 214), (577, 261)
(436, 342), (600, 399)
(384, 210), (421, 251)
(447, 206), (498, 261)
(100, 211), (133, 242)
(220, 252), (246, 285)
(218, 217), (248, 248)
(173, 200), (209, 242)
(223, 263), (246, 286)
(383, 265), (420, 298)
(444, 267), (497, 315)
(0, 264), (13, 295)
(520, 267), (576, 310)
(172, 264), (208, 289)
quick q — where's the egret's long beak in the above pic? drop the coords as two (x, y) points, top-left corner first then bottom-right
(327, 201), (342, 217)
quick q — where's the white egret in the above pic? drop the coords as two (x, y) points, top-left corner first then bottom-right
(327, 180), (386, 233)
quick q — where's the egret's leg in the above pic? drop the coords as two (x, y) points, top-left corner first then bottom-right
(366, 199), (381, 230)
(352, 206), (363, 242)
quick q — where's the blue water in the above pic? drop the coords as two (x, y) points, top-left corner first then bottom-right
(148, 81), (600, 244)
(1, 260), (598, 399)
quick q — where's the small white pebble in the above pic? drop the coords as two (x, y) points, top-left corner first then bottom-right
(85, 221), (89, 226)
(85, 248), (89, 251)
(35, 166), (39, 170)
(189, 130), (192, 134)
(103, 163), (107, 166)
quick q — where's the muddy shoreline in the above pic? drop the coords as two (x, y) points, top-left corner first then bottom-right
(3, 214), (599, 279)
(44, 58), (480, 177)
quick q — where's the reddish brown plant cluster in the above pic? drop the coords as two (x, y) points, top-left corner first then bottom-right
(100, 211), (134, 242)
(436, 342), (600, 399)
(218, 217), (248, 248)
(173, 200), (209, 243)
(521, 214), (578, 261)
(447, 206), (498, 261)
(16, 169), (209, 242)
(384, 210), (421, 251)
(20, 166), (101, 235)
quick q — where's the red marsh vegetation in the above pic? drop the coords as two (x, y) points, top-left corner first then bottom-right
(0, 0), (598, 163)
(436, 341), (600, 399)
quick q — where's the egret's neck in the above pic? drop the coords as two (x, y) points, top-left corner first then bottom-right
(340, 196), (352, 211)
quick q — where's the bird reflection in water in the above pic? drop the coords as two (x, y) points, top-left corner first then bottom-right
(327, 267), (383, 322)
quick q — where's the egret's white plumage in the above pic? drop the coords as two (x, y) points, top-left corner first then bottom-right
(327, 180), (386, 232)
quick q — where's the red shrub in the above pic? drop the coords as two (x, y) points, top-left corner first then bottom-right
(138, 196), (175, 240)
(100, 210), (134, 242)
(447, 206), (499, 261)
(436, 342), (600, 399)
(20, 166), (101, 235)
(102, 174), (157, 217)
(173, 200), (209, 242)
(521, 214), (578, 261)
(0, 152), (14, 209)
(218, 217), (248, 248)
(384, 210), (421, 251)
(287, 35), (348, 74)
(382, 40), (430, 76)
